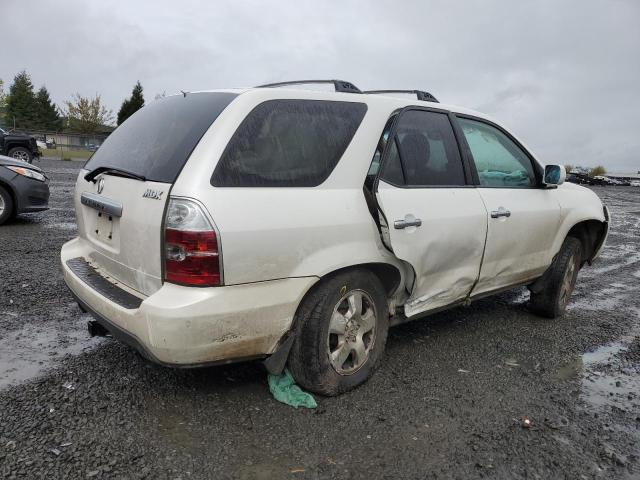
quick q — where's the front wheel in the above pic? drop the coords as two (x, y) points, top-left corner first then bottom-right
(0, 186), (15, 225)
(8, 147), (33, 163)
(529, 237), (582, 318)
(288, 269), (389, 396)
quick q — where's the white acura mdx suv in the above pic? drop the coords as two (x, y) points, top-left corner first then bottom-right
(61, 80), (609, 395)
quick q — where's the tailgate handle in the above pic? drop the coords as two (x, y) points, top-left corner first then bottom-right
(394, 216), (422, 229)
(81, 192), (123, 218)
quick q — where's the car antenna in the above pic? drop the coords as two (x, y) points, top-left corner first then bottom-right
(180, 90), (188, 98)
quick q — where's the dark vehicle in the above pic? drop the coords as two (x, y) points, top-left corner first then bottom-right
(0, 155), (49, 225)
(566, 172), (617, 186)
(566, 172), (592, 185)
(0, 127), (41, 163)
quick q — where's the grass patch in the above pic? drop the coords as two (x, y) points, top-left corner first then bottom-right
(42, 148), (93, 160)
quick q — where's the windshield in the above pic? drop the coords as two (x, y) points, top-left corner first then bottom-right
(85, 92), (237, 183)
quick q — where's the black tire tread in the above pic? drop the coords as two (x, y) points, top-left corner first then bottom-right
(288, 289), (334, 393)
(530, 236), (582, 318)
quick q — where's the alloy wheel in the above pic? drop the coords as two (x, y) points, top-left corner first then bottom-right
(11, 150), (30, 162)
(327, 289), (377, 375)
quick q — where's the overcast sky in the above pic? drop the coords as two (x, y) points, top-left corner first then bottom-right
(4, 0), (639, 171)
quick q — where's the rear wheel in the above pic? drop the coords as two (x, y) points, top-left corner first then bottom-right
(0, 186), (14, 225)
(8, 147), (33, 163)
(288, 269), (389, 396)
(529, 237), (582, 318)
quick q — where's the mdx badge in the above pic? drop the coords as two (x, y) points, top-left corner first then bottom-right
(142, 189), (164, 200)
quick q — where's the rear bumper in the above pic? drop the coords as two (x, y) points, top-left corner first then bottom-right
(61, 237), (317, 366)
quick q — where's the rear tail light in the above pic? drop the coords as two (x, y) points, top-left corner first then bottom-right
(163, 198), (222, 287)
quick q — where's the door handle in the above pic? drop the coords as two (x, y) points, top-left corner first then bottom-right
(491, 208), (511, 219)
(394, 217), (422, 229)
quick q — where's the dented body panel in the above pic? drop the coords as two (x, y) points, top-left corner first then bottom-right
(376, 181), (488, 317)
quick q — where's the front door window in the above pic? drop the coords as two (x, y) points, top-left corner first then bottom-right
(458, 117), (536, 188)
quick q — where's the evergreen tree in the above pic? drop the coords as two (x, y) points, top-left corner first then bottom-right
(117, 81), (145, 125)
(6, 71), (37, 129)
(34, 86), (61, 131)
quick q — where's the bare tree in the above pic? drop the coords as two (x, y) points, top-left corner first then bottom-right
(64, 93), (114, 134)
(589, 165), (606, 177)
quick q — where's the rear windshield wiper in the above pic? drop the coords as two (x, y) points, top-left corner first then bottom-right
(84, 166), (147, 183)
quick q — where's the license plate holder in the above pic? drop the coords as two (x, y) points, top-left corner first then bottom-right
(95, 211), (114, 241)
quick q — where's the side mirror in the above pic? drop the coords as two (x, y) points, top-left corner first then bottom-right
(543, 164), (566, 186)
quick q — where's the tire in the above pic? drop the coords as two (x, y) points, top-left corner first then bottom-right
(7, 147), (33, 163)
(0, 185), (14, 225)
(288, 269), (389, 396)
(529, 237), (582, 318)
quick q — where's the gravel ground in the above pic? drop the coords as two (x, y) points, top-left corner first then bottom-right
(0, 158), (639, 479)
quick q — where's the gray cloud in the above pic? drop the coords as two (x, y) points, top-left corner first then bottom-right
(4, 0), (639, 171)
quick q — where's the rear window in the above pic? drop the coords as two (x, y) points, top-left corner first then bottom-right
(84, 92), (237, 183)
(211, 99), (367, 187)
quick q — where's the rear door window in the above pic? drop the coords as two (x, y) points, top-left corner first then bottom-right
(84, 92), (237, 184)
(380, 110), (466, 186)
(211, 100), (367, 187)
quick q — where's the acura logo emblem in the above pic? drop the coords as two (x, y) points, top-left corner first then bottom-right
(97, 178), (105, 194)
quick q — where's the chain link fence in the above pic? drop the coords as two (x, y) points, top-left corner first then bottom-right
(29, 130), (110, 160)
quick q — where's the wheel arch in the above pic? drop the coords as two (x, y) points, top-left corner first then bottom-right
(566, 218), (608, 265)
(291, 262), (402, 331)
(305, 261), (402, 305)
(6, 142), (29, 152)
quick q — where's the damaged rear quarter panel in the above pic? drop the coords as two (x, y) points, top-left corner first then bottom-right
(142, 278), (319, 364)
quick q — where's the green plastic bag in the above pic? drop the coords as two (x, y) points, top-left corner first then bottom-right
(268, 369), (317, 409)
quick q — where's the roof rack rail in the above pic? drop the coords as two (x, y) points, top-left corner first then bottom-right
(363, 90), (439, 103)
(256, 79), (362, 94)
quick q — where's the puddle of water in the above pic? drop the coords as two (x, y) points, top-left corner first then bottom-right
(558, 309), (640, 412)
(583, 342), (627, 365)
(557, 342), (639, 411)
(0, 317), (102, 389)
(583, 371), (639, 409)
(581, 338), (640, 411)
